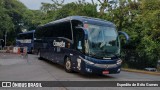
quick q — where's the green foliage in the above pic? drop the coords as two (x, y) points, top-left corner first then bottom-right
(39, 1), (97, 24)
(0, 0), (14, 38)
(121, 0), (160, 68)
(0, 0), (42, 45)
(97, 0), (160, 69)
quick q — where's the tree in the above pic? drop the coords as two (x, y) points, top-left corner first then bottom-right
(96, 0), (159, 69)
(135, 0), (160, 67)
(40, 0), (64, 13)
(0, 0), (14, 41)
(0, 0), (40, 45)
(40, 0), (97, 24)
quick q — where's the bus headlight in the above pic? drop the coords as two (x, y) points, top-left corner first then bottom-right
(117, 59), (122, 65)
(83, 59), (94, 65)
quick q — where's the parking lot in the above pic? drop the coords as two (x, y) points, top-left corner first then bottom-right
(0, 53), (160, 90)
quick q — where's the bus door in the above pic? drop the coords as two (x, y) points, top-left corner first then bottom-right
(75, 29), (84, 53)
(73, 28), (85, 68)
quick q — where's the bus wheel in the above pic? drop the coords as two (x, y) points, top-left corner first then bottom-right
(65, 57), (73, 73)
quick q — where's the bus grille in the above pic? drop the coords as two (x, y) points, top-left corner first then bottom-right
(94, 64), (117, 68)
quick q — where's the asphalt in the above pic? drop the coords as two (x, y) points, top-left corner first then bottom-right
(0, 53), (160, 90)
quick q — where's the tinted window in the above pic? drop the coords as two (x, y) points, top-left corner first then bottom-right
(17, 33), (33, 39)
(38, 21), (72, 40)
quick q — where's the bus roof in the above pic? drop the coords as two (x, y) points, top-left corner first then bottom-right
(18, 30), (35, 35)
(41, 16), (115, 27)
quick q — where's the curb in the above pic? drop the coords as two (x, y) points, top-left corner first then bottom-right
(122, 68), (160, 76)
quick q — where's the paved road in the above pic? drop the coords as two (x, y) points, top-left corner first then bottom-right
(0, 53), (160, 90)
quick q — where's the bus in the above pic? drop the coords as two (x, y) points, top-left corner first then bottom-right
(16, 30), (35, 53)
(34, 16), (129, 75)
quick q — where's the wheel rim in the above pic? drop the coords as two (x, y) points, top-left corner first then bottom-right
(66, 60), (71, 70)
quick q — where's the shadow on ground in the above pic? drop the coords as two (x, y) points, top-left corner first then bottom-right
(38, 57), (116, 80)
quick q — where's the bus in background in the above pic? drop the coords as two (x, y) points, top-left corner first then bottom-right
(16, 30), (35, 53)
(0, 39), (4, 50)
(34, 16), (129, 75)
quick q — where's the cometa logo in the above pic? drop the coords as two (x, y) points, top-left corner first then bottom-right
(53, 40), (65, 47)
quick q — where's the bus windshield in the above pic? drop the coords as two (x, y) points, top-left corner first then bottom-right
(87, 24), (120, 58)
(17, 33), (33, 39)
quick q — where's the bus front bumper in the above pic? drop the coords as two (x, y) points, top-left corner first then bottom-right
(82, 63), (121, 75)
(77, 57), (122, 75)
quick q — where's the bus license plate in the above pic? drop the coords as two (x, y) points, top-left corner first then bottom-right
(102, 71), (109, 74)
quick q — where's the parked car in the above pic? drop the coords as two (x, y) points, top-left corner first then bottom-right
(144, 68), (157, 72)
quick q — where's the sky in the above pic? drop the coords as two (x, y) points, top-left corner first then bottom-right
(19, 0), (94, 10)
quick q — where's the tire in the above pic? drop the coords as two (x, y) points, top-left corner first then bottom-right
(64, 57), (73, 73)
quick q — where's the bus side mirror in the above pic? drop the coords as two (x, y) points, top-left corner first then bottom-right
(118, 31), (130, 43)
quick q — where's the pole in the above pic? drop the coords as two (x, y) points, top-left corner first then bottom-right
(4, 31), (7, 46)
